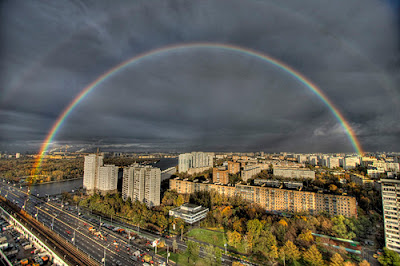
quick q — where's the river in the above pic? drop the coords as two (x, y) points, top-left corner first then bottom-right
(27, 157), (178, 196)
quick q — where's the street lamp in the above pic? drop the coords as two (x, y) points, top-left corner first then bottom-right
(73, 226), (80, 245)
(102, 244), (110, 266)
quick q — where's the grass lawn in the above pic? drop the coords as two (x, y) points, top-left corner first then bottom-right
(158, 250), (194, 266)
(188, 228), (227, 247)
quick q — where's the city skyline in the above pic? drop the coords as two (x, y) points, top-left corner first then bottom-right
(1, 0), (400, 154)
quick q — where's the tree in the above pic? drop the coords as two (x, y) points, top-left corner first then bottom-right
(185, 241), (199, 263)
(330, 253), (345, 266)
(378, 247), (400, 266)
(329, 184), (338, 192)
(296, 230), (314, 248)
(268, 245), (279, 261)
(303, 245), (324, 266)
(331, 215), (356, 239)
(247, 219), (263, 239)
(280, 240), (301, 264)
(215, 246), (222, 265)
(358, 260), (370, 266)
(204, 244), (216, 265)
(172, 239), (178, 252)
(227, 230), (242, 248)
(176, 194), (185, 206)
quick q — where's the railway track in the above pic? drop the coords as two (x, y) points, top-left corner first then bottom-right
(0, 196), (99, 266)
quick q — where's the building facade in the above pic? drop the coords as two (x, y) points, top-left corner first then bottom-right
(273, 168), (315, 179)
(241, 165), (262, 182)
(178, 152), (213, 173)
(122, 165), (161, 207)
(228, 161), (240, 174)
(213, 167), (229, 184)
(381, 179), (400, 253)
(343, 156), (360, 170)
(170, 179), (357, 218)
(169, 203), (209, 224)
(327, 157), (341, 169)
(83, 154), (104, 195)
(98, 165), (118, 195)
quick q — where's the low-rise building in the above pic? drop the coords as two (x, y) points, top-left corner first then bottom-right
(351, 174), (375, 187)
(169, 203), (209, 224)
(170, 179), (357, 218)
(241, 165), (262, 182)
(273, 168), (315, 179)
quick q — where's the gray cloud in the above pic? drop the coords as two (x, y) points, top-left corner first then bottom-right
(0, 0), (399, 153)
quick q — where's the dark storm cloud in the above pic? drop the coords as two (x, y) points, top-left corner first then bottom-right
(0, 0), (399, 153)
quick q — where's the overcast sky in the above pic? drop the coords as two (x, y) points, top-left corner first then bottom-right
(1, 0), (399, 153)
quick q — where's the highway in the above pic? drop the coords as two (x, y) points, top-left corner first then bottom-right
(0, 181), (157, 266)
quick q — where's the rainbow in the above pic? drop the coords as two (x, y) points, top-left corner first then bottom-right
(33, 42), (363, 173)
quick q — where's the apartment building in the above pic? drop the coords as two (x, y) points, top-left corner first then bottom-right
(170, 179), (357, 218)
(83, 153), (118, 195)
(327, 157), (341, 169)
(228, 161), (241, 174)
(122, 165), (161, 207)
(381, 179), (400, 253)
(273, 168), (315, 179)
(241, 165), (262, 182)
(343, 156), (360, 170)
(213, 167), (229, 184)
(178, 152), (213, 173)
(97, 165), (118, 195)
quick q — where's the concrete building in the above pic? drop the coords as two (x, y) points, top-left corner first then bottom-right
(343, 156), (360, 170)
(241, 165), (262, 182)
(308, 156), (318, 166)
(350, 174), (374, 188)
(169, 203), (209, 224)
(367, 168), (385, 179)
(213, 167), (229, 184)
(273, 168), (315, 179)
(327, 157), (341, 169)
(170, 179), (357, 218)
(83, 154), (104, 195)
(98, 165), (118, 195)
(297, 155), (307, 163)
(381, 179), (400, 253)
(178, 152), (213, 173)
(228, 161), (240, 174)
(15, 153), (20, 159)
(122, 165), (161, 207)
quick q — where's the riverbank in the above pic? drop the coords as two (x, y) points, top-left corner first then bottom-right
(24, 177), (83, 187)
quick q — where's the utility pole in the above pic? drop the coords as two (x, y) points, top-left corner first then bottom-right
(167, 245), (169, 265)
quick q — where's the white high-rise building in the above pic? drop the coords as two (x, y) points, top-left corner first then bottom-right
(327, 157), (340, 169)
(98, 165), (118, 194)
(178, 152), (213, 173)
(343, 156), (360, 170)
(83, 154), (104, 194)
(381, 179), (400, 253)
(15, 153), (20, 159)
(83, 153), (118, 195)
(122, 165), (161, 207)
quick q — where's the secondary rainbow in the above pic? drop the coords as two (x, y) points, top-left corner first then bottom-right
(33, 42), (363, 172)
